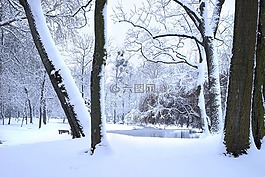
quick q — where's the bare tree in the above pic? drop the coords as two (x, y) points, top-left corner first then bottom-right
(114, 0), (226, 133)
(70, 34), (93, 99)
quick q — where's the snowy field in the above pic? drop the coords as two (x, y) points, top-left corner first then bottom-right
(0, 118), (265, 177)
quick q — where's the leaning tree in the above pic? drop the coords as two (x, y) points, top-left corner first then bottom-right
(19, 0), (90, 138)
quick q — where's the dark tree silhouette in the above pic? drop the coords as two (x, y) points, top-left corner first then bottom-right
(90, 0), (107, 154)
(224, 0), (258, 157)
(252, 0), (265, 150)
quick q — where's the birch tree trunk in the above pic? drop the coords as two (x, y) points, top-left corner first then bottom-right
(90, 0), (108, 154)
(224, 0), (258, 157)
(19, 0), (89, 138)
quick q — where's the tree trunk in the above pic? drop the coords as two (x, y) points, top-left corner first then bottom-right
(1, 116), (3, 125)
(21, 115), (25, 127)
(1, 105), (4, 125)
(90, 0), (107, 154)
(39, 76), (45, 129)
(252, 0), (265, 149)
(196, 43), (209, 134)
(43, 99), (47, 125)
(28, 99), (33, 124)
(39, 104), (42, 129)
(224, 0), (258, 157)
(203, 37), (222, 133)
(113, 109), (116, 124)
(7, 111), (11, 125)
(81, 58), (85, 98)
(19, 0), (86, 138)
(40, 74), (47, 125)
(17, 110), (20, 119)
(24, 87), (33, 124)
(199, 1), (223, 134)
(0, 6), (3, 126)
(24, 103), (27, 125)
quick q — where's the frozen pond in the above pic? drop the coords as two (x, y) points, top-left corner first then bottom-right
(107, 127), (201, 138)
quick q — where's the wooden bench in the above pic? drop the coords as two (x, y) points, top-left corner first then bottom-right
(58, 129), (70, 134)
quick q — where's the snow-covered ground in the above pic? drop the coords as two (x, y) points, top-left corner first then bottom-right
(0, 118), (264, 177)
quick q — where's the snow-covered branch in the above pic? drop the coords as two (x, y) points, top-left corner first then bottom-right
(137, 41), (198, 69)
(0, 15), (26, 27)
(153, 33), (203, 45)
(172, 0), (203, 29)
(119, 19), (154, 37)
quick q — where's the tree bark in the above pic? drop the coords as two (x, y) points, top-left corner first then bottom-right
(174, 0), (225, 133)
(43, 99), (47, 125)
(39, 76), (45, 129)
(7, 110), (11, 125)
(195, 42), (210, 134)
(199, 0), (223, 133)
(90, 0), (107, 154)
(0, 102), (3, 126)
(39, 103), (42, 129)
(81, 56), (85, 99)
(0, 4), (3, 126)
(224, 0), (258, 157)
(252, 0), (265, 150)
(203, 36), (222, 133)
(24, 88), (33, 124)
(28, 99), (33, 124)
(19, 0), (85, 138)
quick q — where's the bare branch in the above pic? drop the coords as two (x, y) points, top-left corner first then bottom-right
(137, 41), (197, 69)
(0, 15), (26, 27)
(72, 0), (93, 17)
(153, 33), (203, 45)
(7, 0), (24, 12)
(119, 19), (154, 37)
(44, 0), (93, 29)
(45, 0), (93, 18)
(119, 19), (202, 46)
(172, 0), (202, 29)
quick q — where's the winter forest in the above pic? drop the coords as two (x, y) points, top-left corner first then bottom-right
(0, 0), (265, 177)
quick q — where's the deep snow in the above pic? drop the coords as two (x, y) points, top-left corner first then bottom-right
(0, 118), (265, 177)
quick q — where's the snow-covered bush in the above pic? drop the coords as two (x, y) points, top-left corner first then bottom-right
(130, 91), (201, 128)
